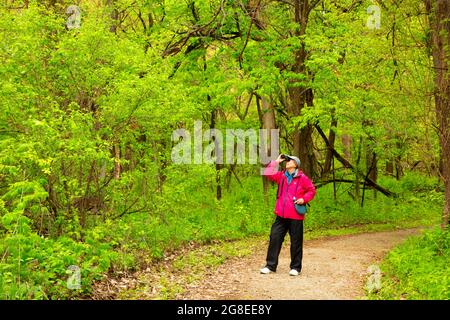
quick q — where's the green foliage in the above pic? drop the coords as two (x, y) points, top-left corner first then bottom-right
(0, 203), (116, 299)
(369, 228), (450, 300)
(0, 0), (447, 300)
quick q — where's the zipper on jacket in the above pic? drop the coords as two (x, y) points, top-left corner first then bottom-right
(283, 174), (300, 218)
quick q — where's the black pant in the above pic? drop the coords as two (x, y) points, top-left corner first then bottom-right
(265, 216), (303, 272)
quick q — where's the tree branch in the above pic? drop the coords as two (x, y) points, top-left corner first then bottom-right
(314, 124), (396, 197)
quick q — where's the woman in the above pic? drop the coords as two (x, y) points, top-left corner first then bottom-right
(260, 154), (316, 276)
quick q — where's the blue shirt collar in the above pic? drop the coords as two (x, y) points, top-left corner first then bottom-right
(284, 169), (298, 184)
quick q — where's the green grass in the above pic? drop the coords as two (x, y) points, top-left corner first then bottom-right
(368, 227), (449, 300)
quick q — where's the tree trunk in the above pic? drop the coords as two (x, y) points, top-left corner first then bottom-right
(114, 142), (121, 180)
(341, 134), (352, 160)
(354, 137), (363, 201)
(106, 0), (119, 33)
(323, 109), (337, 180)
(385, 160), (394, 176)
(363, 119), (378, 199)
(286, 0), (318, 179)
(210, 109), (222, 200)
(425, 0), (450, 227)
(366, 150), (378, 200)
(258, 95), (277, 205)
(395, 140), (404, 180)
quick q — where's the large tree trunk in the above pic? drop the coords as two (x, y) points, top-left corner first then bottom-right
(425, 0), (450, 227)
(286, 0), (318, 179)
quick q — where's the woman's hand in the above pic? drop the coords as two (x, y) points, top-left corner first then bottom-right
(295, 198), (305, 204)
(275, 154), (284, 164)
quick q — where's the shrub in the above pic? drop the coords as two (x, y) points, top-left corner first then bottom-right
(370, 227), (449, 300)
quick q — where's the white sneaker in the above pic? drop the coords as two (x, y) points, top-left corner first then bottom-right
(260, 267), (273, 274)
(289, 269), (299, 276)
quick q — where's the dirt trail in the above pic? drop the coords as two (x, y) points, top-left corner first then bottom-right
(177, 229), (420, 300)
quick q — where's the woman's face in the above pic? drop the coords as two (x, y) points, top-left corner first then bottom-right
(286, 159), (297, 169)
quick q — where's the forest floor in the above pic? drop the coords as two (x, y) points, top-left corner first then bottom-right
(92, 228), (422, 300)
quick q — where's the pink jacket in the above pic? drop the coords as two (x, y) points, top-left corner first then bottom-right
(263, 160), (316, 220)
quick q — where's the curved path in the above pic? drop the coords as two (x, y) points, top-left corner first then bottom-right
(177, 229), (419, 300)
